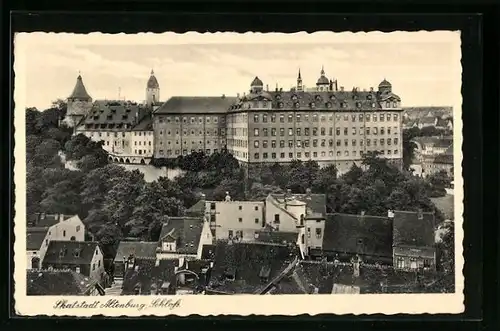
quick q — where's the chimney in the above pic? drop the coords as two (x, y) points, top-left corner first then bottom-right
(222, 94), (226, 99)
(370, 87), (374, 92)
(266, 84), (269, 91)
(340, 86), (344, 92)
(75, 266), (80, 274)
(200, 193), (206, 201)
(224, 192), (231, 202)
(59, 214), (66, 222)
(360, 210), (365, 216)
(387, 210), (395, 218)
(417, 209), (423, 220)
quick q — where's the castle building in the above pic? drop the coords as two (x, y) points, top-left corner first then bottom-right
(63, 74), (93, 129)
(72, 71), (156, 164)
(225, 68), (403, 173)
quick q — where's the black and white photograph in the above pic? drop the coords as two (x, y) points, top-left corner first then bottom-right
(14, 31), (463, 316)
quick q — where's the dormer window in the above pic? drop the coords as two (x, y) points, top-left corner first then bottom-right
(367, 94), (372, 100)
(310, 102), (315, 109)
(356, 102), (361, 108)
(326, 102), (332, 108)
(107, 115), (112, 120)
(276, 94), (282, 100)
(393, 102), (398, 108)
(315, 95), (322, 101)
(291, 95), (298, 101)
(263, 101), (268, 107)
(73, 249), (80, 258)
(372, 102), (376, 108)
(293, 102), (299, 108)
(329, 95), (335, 100)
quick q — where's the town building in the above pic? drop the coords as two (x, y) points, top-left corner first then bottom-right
(27, 269), (105, 296)
(63, 74), (93, 129)
(152, 96), (236, 158)
(26, 214), (85, 269)
(113, 241), (158, 280)
(410, 137), (453, 178)
(42, 241), (105, 283)
(392, 210), (436, 271)
(225, 69), (403, 174)
(156, 217), (213, 260)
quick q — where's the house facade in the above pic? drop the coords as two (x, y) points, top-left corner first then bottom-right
(26, 214), (85, 269)
(42, 241), (105, 283)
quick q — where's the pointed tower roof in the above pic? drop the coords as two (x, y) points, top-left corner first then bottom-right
(147, 69), (159, 89)
(68, 75), (92, 100)
(298, 68), (302, 80)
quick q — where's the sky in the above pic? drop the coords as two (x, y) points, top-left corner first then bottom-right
(14, 31), (462, 110)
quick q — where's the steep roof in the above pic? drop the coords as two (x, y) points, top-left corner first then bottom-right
(419, 117), (438, 125)
(158, 217), (205, 254)
(186, 199), (206, 216)
(230, 89), (401, 112)
(27, 270), (98, 295)
(208, 241), (297, 294)
(113, 241), (158, 262)
(79, 100), (146, 130)
(131, 115), (153, 131)
(393, 211), (435, 248)
(26, 228), (48, 250)
(27, 213), (72, 228)
(251, 76), (263, 86)
(254, 230), (298, 245)
(68, 75), (92, 100)
(43, 241), (99, 265)
(154, 96), (237, 114)
(322, 213), (393, 259)
(147, 70), (159, 89)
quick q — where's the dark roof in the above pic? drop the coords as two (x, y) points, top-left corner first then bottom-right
(43, 241), (99, 265)
(114, 241), (158, 262)
(153, 259), (179, 282)
(271, 193), (327, 216)
(79, 100), (144, 130)
(68, 75), (92, 100)
(403, 107), (453, 119)
(419, 117), (438, 125)
(154, 96), (237, 114)
(158, 217), (205, 254)
(26, 228), (48, 250)
(208, 241), (298, 294)
(378, 79), (392, 87)
(251, 76), (263, 86)
(323, 213), (393, 259)
(316, 75), (329, 85)
(254, 230), (298, 245)
(186, 199), (205, 216)
(229, 89), (400, 112)
(27, 213), (72, 228)
(131, 114), (153, 131)
(147, 70), (159, 89)
(393, 211), (435, 248)
(434, 139), (453, 149)
(200, 244), (216, 260)
(27, 270), (97, 295)
(434, 154), (453, 165)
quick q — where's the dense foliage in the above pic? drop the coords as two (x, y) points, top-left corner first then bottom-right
(402, 126), (452, 170)
(26, 103), (454, 288)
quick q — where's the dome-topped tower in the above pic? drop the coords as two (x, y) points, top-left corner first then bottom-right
(64, 73), (93, 129)
(250, 76), (264, 93)
(146, 69), (160, 106)
(316, 66), (330, 91)
(378, 78), (392, 94)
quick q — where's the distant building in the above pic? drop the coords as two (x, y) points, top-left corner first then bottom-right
(42, 241), (105, 283)
(412, 138), (453, 178)
(63, 74), (93, 129)
(392, 210), (436, 271)
(27, 269), (104, 296)
(113, 241), (158, 280)
(26, 214), (85, 269)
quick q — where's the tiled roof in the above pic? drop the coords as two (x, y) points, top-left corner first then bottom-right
(208, 241), (297, 294)
(186, 199), (205, 216)
(27, 270), (97, 295)
(27, 213), (71, 228)
(393, 211), (435, 248)
(251, 76), (263, 87)
(131, 115), (153, 131)
(113, 241), (158, 262)
(254, 230), (298, 245)
(158, 217), (205, 254)
(154, 96), (237, 114)
(26, 228), (48, 250)
(323, 213), (393, 259)
(230, 90), (401, 112)
(412, 136), (452, 150)
(79, 100), (145, 130)
(271, 193), (327, 216)
(147, 71), (159, 89)
(68, 75), (92, 100)
(43, 241), (99, 265)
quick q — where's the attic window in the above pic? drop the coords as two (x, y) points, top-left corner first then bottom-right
(367, 94), (372, 100)
(276, 94), (282, 100)
(291, 95), (298, 101)
(315, 95), (321, 101)
(294, 102), (300, 108)
(59, 248), (67, 257)
(93, 116), (99, 120)
(310, 102), (315, 109)
(357, 238), (364, 245)
(126, 108), (131, 112)
(279, 102), (284, 108)
(326, 102), (332, 108)
(73, 249), (80, 258)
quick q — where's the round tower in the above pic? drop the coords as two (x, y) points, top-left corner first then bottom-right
(316, 66), (330, 91)
(378, 78), (392, 94)
(64, 74), (93, 129)
(146, 69), (160, 106)
(250, 76), (264, 94)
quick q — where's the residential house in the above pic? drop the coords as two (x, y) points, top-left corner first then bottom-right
(417, 117), (438, 129)
(113, 241), (158, 280)
(421, 144), (454, 178)
(42, 241), (105, 283)
(309, 212), (394, 265)
(157, 216), (213, 260)
(392, 210), (436, 271)
(206, 240), (299, 294)
(26, 214), (85, 269)
(27, 269), (105, 296)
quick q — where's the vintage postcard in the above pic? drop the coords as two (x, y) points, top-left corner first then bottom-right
(13, 31), (464, 316)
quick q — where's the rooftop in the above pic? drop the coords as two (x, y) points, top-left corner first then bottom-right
(78, 100), (147, 130)
(158, 217), (205, 254)
(43, 241), (99, 265)
(393, 211), (436, 248)
(154, 96), (237, 114)
(27, 269), (98, 295)
(27, 213), (73, 228)
(26, 227), (49, 250)
(68, 75), (92, 101)
(271, 192), (327, 216)
(322, 213), (393, 261)
(114, 241), (158, 262)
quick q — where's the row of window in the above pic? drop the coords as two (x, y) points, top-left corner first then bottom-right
(252, 138), (399, 148)
(253, 126), (399, 137)
(157, 116), (225, 124)
(133, 131), (152, 136)
(253, 150), (399, 159)
(248, 100), (399, 110)
(159, 140), (225, 146)
(159, 129), (225, 136)
(134, 149), (151, 155)
(253, 113), (399, 123)
(158, 149), (219, 156)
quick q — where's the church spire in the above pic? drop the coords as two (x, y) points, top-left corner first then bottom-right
(297, 68), (303, 92)
(321, 65), (325, 76)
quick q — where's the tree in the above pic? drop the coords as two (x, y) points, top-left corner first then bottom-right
(96, 223), (123, 258)
(426, 170), (451, 197)
(26, 108), (41, 136)
(212, 178), (245, 201)
(80, 164), (129, 207)
(247, 182), (283, 200)
(312, 164), (338, 193)
(30, 139), (62, 168)
(40, 179), (83, 215)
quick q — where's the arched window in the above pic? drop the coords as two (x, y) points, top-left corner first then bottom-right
(300, 214), (304, 226)
(31, 256), (40, 269)
(70, 236), (76, 241)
